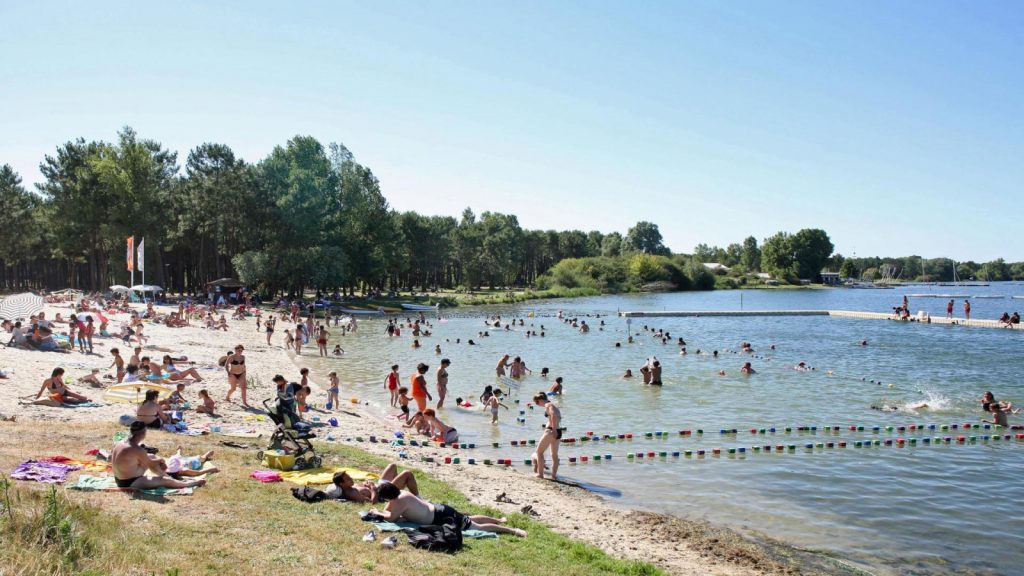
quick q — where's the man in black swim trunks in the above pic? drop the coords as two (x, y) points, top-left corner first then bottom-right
(370, 483), (526, 537)
(111, 421), (207, 490)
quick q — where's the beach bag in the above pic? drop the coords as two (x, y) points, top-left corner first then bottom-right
(405, 523), (463, 553)
(291, 486), (327, 503)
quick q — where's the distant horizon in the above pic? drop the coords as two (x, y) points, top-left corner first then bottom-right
(2, 2), (1021, 260)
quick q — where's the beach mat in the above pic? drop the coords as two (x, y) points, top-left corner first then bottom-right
(278, 467), (378, 486)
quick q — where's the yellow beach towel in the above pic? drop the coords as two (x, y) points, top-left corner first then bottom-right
(278, 467), (378, 486)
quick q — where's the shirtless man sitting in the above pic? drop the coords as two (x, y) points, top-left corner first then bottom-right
(329, 463), (419, 502)
(112, 421), (207, 490)
(369, 483), (526, 537)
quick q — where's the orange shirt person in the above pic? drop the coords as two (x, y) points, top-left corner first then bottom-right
(410, 363), (432, 412)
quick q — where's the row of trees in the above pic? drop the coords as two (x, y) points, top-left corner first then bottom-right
(0, 129), (676, 296)
(3, 128), (1020, 296)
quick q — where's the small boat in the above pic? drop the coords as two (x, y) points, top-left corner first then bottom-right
(1012, 296), (1024, 300)
(401, 303), (440, 312)
(336, 307), (384, 316)
(971, 295), (1004, 299)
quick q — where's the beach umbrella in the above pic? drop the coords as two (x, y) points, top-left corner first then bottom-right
(103, 383), (173, 404)
(109, 285), (130, 292)
(130, 285), (163, 292)
(0, 292), (44, 320)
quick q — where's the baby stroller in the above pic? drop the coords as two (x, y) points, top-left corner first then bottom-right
(256, 397), (321, 470)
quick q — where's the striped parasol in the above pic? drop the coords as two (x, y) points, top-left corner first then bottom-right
(0, 292), (44, 321)
(103, 383), (173, 404)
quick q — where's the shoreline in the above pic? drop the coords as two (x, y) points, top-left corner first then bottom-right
(0, 301), (854, 576)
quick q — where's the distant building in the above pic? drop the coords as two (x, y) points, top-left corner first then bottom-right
(755, 272), (772, 280)
(820, 271), (841, 285)
(703, 263), (730, 273)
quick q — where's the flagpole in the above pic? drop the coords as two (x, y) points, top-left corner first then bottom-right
(129, 236), (134, 289)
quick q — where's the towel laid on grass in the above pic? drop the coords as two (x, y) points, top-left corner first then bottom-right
(362, 516), (497, 539)
(40, 456), (110, 473)
(11, 460), (79, 483)
(70, 462), (215, 495)
(71, 475), (195, 496)
(279, 467), (378, 486)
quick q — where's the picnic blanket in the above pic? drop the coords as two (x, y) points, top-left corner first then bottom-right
(11, 460), (79, 483)
(362, 515), (497, 539)
(278, 466), (378, 486)
(70, 475), (194, 496)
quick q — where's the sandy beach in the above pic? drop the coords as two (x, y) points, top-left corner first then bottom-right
(0, 302), (800, 576)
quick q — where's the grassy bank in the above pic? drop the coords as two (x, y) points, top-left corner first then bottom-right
(330, 287), (604, 311)
(0, 422), (662, 576)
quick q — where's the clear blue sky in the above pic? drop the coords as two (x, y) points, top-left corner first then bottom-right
(2, 1), (1021, 261)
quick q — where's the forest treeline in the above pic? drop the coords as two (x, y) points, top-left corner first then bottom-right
(1, 128), (1021, 297)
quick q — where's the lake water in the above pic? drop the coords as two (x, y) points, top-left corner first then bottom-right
(300, 285), (1024, 576)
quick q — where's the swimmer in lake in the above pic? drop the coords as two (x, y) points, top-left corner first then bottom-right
(740, 362), (755, 374)
(549, 377), (563, 395)
(859, 340), (868, 346)
(623, 369), (633, 379)
(639, 365), (651, 385)
(981, 391), (1019, 414)
(983, 403), (1009, 427)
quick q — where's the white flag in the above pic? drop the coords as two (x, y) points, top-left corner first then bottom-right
(137, 238), (145, 272)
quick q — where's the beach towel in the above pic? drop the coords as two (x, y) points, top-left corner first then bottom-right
(41, 456), (110, 473)
(362, 517), (497, 540)
(218, 429), (262, 439)
(250, 470), (283, 483)
(70, 475), (194, 496)
(11, 460), (79, 483)
(278, 467), (378, 486)
(63, 402), (103, 408)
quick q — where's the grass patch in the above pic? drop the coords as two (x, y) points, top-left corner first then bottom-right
(0, 422), (663, 576)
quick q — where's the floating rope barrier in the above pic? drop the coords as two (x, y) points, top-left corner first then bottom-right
(410, 432), (1024, 466)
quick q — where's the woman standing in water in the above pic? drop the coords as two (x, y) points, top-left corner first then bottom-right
(411, 363), (432, 412)
(436, 359), (450, 409)
(532, 391), (562, 480)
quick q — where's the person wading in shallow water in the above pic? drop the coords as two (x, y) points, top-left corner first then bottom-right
(532, 392), (562, 480)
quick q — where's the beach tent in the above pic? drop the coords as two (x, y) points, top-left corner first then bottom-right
(109, 285), (130, 293)
(130, 284), (163, 303)
(103, 383), (173, 404)
(0, 292), (44, 320)
(50, 288), (84, 296)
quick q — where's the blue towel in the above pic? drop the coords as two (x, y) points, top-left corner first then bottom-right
(63, 402), (102, 408)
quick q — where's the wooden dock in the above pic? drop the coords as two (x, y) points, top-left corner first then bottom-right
(618, 309), (1022, 330)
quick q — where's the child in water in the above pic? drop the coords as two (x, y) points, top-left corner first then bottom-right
(327, 371), (340, 410)
(487, 394), (508, 424)
(332, 345), (344, 356)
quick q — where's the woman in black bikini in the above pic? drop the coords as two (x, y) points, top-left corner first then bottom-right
(224, 344), (249, 407)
